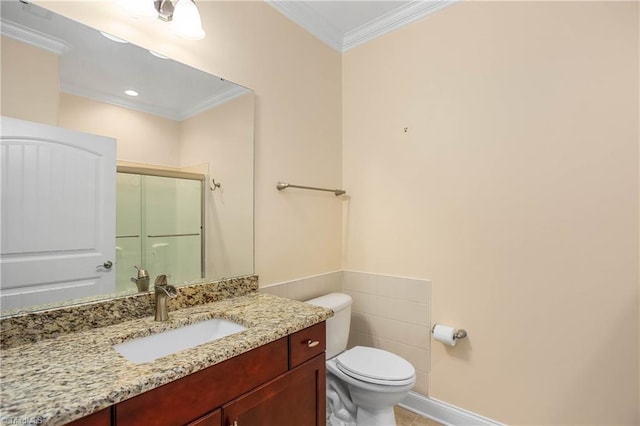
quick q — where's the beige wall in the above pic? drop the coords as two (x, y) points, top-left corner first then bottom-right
(181, 93), (254, 279)
(58, 93), (181, 166)
(343, 1), (639, 424)
(38, 1), (344, 287)
(1, 36), (60, 125)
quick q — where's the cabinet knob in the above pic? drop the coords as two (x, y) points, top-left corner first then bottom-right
(306, 339), (320, 348)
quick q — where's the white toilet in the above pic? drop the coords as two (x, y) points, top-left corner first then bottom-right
(306, 292), (416, 426)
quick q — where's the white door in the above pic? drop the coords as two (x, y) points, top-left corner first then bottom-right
(0, 116), (116, 311)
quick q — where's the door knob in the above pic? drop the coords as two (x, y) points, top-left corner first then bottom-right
(98, 260), (113, 270)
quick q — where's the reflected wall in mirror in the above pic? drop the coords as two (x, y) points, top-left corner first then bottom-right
(0, 1), (255, 314)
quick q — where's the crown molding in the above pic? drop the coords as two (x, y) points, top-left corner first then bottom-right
(178, 85), (252, 121)
(60, 83), (250, 122)
(267, 0), (457, 53)
(266, 0), (344, 51)
(0, 18), (68, 55)
(60, 83), (182, 121)
(343, 0), (458, 51)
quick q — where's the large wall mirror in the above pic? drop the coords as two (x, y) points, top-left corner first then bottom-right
(0, 1), (254, 314)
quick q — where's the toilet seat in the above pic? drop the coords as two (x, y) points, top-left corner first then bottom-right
(335, 346), (415, 386)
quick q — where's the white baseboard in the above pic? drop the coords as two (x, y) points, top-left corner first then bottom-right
(399, 391), (504, 426)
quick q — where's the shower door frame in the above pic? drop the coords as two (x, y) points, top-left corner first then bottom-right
(116, 165), (206, 281)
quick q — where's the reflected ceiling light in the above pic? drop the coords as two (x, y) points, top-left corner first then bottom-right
(100, 31), (129, 43)
(149, 50), (169, 59)
(125, 90), (139, 97)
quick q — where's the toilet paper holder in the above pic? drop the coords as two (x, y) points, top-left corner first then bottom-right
(431, 324), (467, 341)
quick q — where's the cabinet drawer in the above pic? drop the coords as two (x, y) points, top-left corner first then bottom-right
(288, 322), (325, 368)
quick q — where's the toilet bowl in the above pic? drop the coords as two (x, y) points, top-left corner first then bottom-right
(327, 346), (416, 425)
(306, 293), (416, 426)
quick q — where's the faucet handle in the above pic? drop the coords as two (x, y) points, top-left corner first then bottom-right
(154, 274), (170, 286)
(134, 265), (149, 279)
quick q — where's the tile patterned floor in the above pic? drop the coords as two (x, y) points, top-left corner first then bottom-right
(395, 406), (443, 426)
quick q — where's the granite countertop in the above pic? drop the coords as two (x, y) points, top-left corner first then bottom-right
(0, 292), (332, 426)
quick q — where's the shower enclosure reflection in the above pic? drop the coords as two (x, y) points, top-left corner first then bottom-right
(116, 169), (204, 293)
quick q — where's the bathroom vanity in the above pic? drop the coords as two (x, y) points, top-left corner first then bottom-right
(70, 323), (326, 426)
(0, 279), (331, 426)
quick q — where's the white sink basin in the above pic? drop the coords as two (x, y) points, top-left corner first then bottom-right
(114, 318), (246, 364)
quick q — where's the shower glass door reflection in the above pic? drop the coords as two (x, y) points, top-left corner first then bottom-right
(116, 170), (204, 293)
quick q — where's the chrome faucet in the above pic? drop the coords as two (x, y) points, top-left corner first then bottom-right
(154, 274), (178, 321)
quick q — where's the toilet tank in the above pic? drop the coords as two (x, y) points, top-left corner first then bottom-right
(305, 292), (352, 359)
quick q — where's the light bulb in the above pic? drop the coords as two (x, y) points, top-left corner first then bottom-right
(169, 0), (206, 40)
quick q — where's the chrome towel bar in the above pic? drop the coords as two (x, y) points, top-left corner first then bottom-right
(276, 182), (346, 196)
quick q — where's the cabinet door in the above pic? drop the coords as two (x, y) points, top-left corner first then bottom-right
(186, 409), (221, 426)
(222, 354), (325, 426)
(64, 408), (111, 426)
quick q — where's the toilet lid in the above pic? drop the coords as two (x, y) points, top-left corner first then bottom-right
(335, 346), (415, 385)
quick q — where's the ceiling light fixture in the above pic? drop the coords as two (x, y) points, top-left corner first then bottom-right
(166, 0), (206, 40)
(125, 90), (139, 97)
(118, 0), (206, 40)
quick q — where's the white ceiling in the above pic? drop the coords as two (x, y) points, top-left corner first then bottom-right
(266, 0), (457, 52)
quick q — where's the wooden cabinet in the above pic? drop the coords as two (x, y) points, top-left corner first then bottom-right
(65, 322), (326, 426)
(65, 408), (111, 426)
(115, 338), (289, 426)
(222, 354), (325, 426)
(289, 321), (326, 368)
(186, 410), (221, 426)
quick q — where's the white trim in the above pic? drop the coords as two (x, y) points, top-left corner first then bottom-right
(267, 0), (458, 52)
(343, 269), (432, 283)
(0, 18), (68, 55)
(266, 0), (343, 51)
(343, 0), (459, 51)
(400, 392), (505, 426)
(60, 83), (250, 122)
(178, 85), (252, 120)
(60, 83), (183, 121)
(262, 270), (343, 288)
